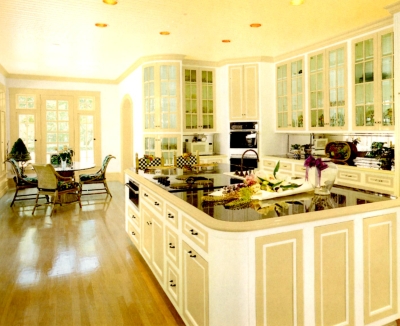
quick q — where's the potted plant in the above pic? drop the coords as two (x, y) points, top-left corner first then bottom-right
(7, 138), (31, 174)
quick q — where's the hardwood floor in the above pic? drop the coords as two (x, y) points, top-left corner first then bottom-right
(0, 182), (185, 326)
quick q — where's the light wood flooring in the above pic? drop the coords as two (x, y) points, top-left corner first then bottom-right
(0, 182), (184, 326)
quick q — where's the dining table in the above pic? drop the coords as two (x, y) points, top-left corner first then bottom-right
(53, 161), (96, 179)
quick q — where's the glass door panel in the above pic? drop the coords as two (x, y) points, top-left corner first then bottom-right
(380, 32), (394, 127)
(18, 114), (36, 162)
(144, 66), (155, 129)
(310, 53), (324, 128)
(160, 65), (178, 130)
(79, 114), (94, 164)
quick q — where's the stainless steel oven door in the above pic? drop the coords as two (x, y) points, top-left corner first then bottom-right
(125, 179), (140, 209)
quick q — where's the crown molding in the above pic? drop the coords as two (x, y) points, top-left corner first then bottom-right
(0, 64), (9, 78)
(116, 54), (185, 83)
(7, 73), (117, 84)
(182, 59), (218, 67)
(385, 1), (400, 15)
(274, 16), (393, 63)
(217, 56), (273, 67)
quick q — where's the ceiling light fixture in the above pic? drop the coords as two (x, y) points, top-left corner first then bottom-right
(250, 23), (262, 28)
(222, 40), (231, 43)
(290, 0), (304, 5)
(95, 23), (108, 28)
(160, 31), (170, 35)
(103, 0), (118, 4)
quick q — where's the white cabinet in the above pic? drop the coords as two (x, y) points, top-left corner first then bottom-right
(308, 44), (348, 130)
(143, 63), (181, 132)
(183, 68), (215, 132)
(352, 29), (394, 131)
(182, 241), (209, 326)
(229, 64), (259, 120)
(144, 134), (181, 166)
(199, 155), (228, 164)
(276, 58), (305, 130)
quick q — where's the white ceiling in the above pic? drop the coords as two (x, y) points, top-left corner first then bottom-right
(0, 0), (396, 81)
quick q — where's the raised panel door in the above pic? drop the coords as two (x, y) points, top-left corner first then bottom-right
(182, 241), (209, 326)
(229, 66), (244, 120)
(243, 64), (259, 120)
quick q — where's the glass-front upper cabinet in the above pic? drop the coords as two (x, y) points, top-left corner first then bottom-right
(309, 44), (347, 130)
(183, 68), (215, 132)
(353, 29), (394, 131)
(143, 63), (180, 132)
(144, 135), (180, 166)
(276, 58), (304, 130)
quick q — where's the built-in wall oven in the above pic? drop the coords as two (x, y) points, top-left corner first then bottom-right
(125, 179), (140, 210)
(229, 122), (259, 173)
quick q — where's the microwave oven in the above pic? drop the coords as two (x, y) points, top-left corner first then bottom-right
(185, 140), (214, 155)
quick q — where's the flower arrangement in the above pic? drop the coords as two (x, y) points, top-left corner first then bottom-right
(58, 146), (74, 161)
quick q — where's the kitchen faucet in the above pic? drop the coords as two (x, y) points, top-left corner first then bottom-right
(238, 149), (259, 177)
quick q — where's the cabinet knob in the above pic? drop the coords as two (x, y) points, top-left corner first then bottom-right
(147, 221), (152, 225)
(154, 202), (159, 206)
(131, 231), (135, 236)
(132, 215), (136, 219)
(144, 193), (148, 197)
(190, 229), (198, 236)
(170, 280), (176, 287)
(169, 243), (175, 249)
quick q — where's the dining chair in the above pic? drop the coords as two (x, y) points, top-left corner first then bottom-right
(174, 151), (199, 169)
(79, 155), (116, 197)
(7, 158), (39, 207)
(32, 164), (82, 217)
(135, 153), (164, 170)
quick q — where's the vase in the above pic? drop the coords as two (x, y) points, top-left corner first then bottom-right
(308, 159), (337, 195)
(61, 159), (67, 169)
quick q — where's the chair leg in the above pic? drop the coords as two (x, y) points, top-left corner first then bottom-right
(104, 181), (112, 197)
(49, 192), (57, 217)
(32, 192), (40, 215)
(10, 189), (19, 207)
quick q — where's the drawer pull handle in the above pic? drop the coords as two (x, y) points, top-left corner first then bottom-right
(190, 229), (198, 236)
(147, 221), (152, 225)
(170, 283), (176, 287)
(154, 202), (159, 206)
(168, 213), (174, 218)
(190, 254), (197, 258)
(132, 215), (136, 219)
(131, 231), (135, 236)
(144, 193), (148, 197)
(170, 280), (176, 287)
(169, 243), (175, 249)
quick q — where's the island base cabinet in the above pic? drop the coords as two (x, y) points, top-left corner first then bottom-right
(363, 213), (397, 324)
(255, 230), (304, 326)
(182, 241), (209, 326)
(141, 204), (164, 284)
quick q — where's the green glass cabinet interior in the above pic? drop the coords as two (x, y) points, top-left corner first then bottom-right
(309, 45), (347, 130)
(144, 135), (179, 166)
(276, 59), (304, 130)
(353, 30), (394, 131)
(143, 63), (180, 132)
(183, 68), (215, 131)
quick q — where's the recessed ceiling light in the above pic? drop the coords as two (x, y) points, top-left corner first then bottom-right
(95, 23), (108, 28)
(222, 40), (231, 43)
(250, 23), (262, 28)
(160, 31), (170, 35)
(103, 0), (118, 4)
(290, 0), (304, 5)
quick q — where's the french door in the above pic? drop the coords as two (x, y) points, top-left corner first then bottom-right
(10, 90), (100, 166)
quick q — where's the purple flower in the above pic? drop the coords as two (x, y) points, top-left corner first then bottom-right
(315, 158), (328, 171)
(304, 155), (316, 168)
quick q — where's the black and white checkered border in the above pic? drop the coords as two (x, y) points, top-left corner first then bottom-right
(137, 157), (162, 170)
(176, 156), (197, 168)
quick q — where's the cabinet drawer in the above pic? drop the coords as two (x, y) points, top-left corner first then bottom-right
(127, 221), (140, 249)
(141, 187), (164, 215)
(294, 164), (306, 173)
(336, 170), (361, 184)
(127, 205), (140, 228)
(365, 173), (394, 190)
(166, 262), (180, 307)
(279, 162), (292, 171)
(262, 159), (277, 170)
(182, 215), (208, 253)
(166, 203), (179, 229)
(166, 227), (179, 268)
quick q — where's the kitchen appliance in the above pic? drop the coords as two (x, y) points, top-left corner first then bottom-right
(312, 138), (328, 156)
(125, 179), (140, 209)
(185, 134), (214, 155)
(229, 122), (259, 174)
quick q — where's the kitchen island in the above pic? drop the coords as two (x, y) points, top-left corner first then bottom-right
(125, 165), (400, 326)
